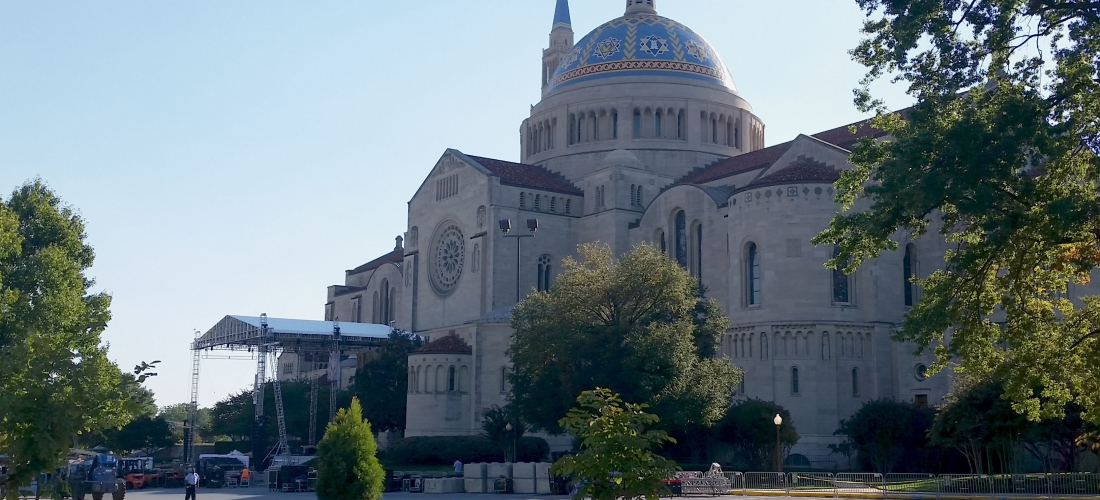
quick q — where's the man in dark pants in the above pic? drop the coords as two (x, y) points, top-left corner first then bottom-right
(184, 469), (198, 500)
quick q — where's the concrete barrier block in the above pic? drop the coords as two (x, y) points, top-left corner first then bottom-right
(513, 462), (536, 479)
(536, 476), (553, 495)
(486, 463), (512, 479)
(513, 477), (536, 494)
(534, 462), (552, 479)
(464, 478), (487, 493)
(463, 463), (487, 479)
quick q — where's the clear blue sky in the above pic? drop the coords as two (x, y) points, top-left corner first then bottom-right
(0, 1), (910, 408)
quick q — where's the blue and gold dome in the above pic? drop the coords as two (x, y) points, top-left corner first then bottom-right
(547, 14), (736, 94)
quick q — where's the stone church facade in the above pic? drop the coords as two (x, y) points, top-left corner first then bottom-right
(322, 0), (959, 463)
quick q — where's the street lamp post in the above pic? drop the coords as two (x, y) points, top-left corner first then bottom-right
(499, 219), (539, 303)
(505, 423), (516, 463)
(773, 413), (783, 473)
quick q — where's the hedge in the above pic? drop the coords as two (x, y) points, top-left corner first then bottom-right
(380, 436), (549, 465)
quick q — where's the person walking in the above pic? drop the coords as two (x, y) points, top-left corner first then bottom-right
(184, 469), (198, 500)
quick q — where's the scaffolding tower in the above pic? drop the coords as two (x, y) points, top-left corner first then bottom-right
(191, 314), (390, 469)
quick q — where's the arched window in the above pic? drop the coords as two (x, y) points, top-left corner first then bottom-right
(734, 122), (741, 149)
(538, 254), (553, 292)
(739, 378), (745, 395)
(551, 196), (557, 212)
(633, 109), (642, 138)
(711, 117), (718, 143)
(500, 366), (507, 393)
(389, 288), (396, 325)
(372, 291), (380, 323)
(791, 367), (800, 394)
(674, 211), (687, 267)
(655, 110), (663, 138)
(695, 223), (704, 278)
(654, 229), (666, 254)
(535, 194), (541, 211)
(904, 244), (916, 306)
(565, 199), (572, 215)
(677, 109), (686, 139)
(636, 186), (643, 206)
(576, 115), (583, 143)
(630, 185), (636, 206)
(852, 367), (860, 397)
(380, 280), (390, 325)
(520, 192), (526, 209)
(761, 333), (769, 359)
(832, 246), (851, 304)
(746, 243), (761, 306)
(448, 366), (456, 391)
(612, 110), (619, 139)
(568, 114), (576, 145)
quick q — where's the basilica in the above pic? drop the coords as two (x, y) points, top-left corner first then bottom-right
(322, 0), (954, 465)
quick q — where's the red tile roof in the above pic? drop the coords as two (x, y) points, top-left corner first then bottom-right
(466, 155), (583, 195)
(680, 142), (793, 185)
(417, 334), (472, 355)
(811, 118), (888, 150)
(677, 117), (887, 186)
(748, 157), (842, 188)
(347, 248), (403, 276)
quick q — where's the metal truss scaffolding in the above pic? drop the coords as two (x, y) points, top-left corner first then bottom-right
(192, 314), (389, 468)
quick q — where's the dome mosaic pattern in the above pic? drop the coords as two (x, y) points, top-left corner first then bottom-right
(547, 15), (735, 93)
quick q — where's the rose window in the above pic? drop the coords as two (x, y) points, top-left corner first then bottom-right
(430, 225), (465, 294)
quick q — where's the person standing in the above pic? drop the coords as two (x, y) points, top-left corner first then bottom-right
(240, 467), (250, 487)
(184, 469), (198, 500)
(453, 460), (463, 475)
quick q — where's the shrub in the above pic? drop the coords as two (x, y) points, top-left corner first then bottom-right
(316, 398), (385, 500)
(381, 436), (549, 465)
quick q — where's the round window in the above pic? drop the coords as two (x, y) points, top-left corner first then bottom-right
(429, 224), (465, 295)
(914, 363), (928, 381)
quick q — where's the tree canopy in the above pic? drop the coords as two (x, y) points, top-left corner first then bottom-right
(815, 0), (1100, 423)
(551, 389), (677, 500)
(713, 399), (799, 471)
(509, 244), (742, 433)
(0, 181), (134, 494)
(316, 397), (385, 500)
(834, 399), (936, 473)
(352, 330), (423, 433)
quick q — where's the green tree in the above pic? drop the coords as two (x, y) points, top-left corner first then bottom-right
(814, 0), (1100, 423)
(353, 331), (423, 433)
(551, 389), (677, 500)
(119, 373), (158, 419)
(834, 399), (935, 473)
(105, 416), (174, 456)
(931, 379), (1031, 474)
(713, 399), (799, 471)
(481, 404), (525, 462)
(510, 244), (742, 434)
(0, 181), (134, 496)
(159, 404), (213, 444)
(316, 397), (384, 500)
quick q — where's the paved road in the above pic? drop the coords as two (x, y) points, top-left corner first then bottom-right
(124, 489), (572, 500)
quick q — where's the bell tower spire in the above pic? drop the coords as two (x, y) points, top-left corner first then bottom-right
(625, 0), (657, 16)
(542, 0), (574, 95)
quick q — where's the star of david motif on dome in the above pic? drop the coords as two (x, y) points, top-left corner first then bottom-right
(594, 37), (621, 59)
(640, 35), (668, 56)
(686, 40), (710, 62)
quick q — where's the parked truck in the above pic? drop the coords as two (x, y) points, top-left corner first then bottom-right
(64, 454), (126, 500)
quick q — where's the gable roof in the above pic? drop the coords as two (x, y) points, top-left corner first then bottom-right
(747, 156), (843, 188)
(677, 116), (887, 186)
(347, 248), (403, 276)
(416, 334), (473, 355)
(465, 155), (583, 195)
(679, 142), (793, 185)
(811, 118), (889, 150)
